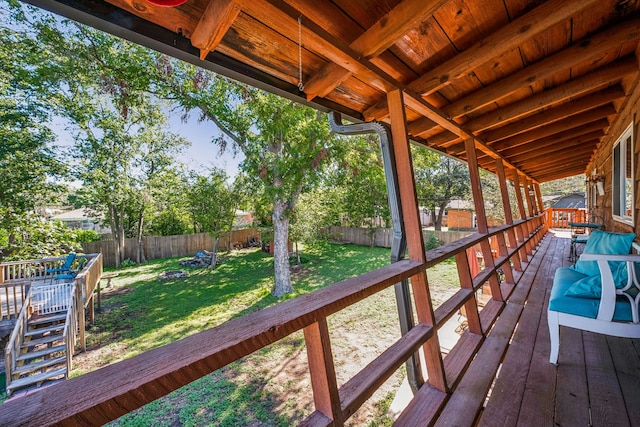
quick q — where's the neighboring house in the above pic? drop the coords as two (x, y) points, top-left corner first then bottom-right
(446, 199), (475, 231)
(549, 192), (586, 209)
(234, 210), (253, 228)
(50, 208), (111, 234)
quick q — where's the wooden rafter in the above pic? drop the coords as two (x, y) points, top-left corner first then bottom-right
(409, 0), (601, 97)
(303, 0), (449, 100)
(363, 16), (640, 121)
(191, 0), (242, 60)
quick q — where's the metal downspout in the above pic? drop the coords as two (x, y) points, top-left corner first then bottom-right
(328, 112), (423, 392)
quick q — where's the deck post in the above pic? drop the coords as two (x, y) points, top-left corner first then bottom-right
(304, 319), (342, 424)
(455, 251), (483, 334)
(387, 88), (447, 392)
(534, 183), (545, 219)
(464, 137), (503, 300)
(513, 171), (533, 259)
(495, 159), (522, 272)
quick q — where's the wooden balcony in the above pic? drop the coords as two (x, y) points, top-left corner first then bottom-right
(1, 222), (638, 425)
(421, 230), (640, 426)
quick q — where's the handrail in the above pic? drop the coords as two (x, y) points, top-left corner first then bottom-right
(62, 283), (79, 376)
(0, 216), (546, 425)
(4, 287), (33, 393)
(0, 254), (100, 284)
(544, 207), (587, 229)
(0, 281), (28, 321)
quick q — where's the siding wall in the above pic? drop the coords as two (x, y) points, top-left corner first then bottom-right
(587, 78), (640, 235)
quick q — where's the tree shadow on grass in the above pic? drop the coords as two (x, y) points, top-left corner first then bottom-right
(111, 338), (310, 427)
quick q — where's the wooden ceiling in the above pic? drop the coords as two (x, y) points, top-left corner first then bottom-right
(33, 0), (640, 183)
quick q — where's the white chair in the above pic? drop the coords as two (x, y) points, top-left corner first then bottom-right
(548, 253), (640, 364)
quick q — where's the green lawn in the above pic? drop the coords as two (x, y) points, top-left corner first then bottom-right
(72, 242), (459, 426)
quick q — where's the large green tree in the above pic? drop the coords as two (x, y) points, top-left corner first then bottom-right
(5, 5), (339, 295)
(0, 13), (66, 259)
(150, 63), (337, 297)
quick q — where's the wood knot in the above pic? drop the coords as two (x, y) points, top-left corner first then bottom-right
(132, 1), (147, 12)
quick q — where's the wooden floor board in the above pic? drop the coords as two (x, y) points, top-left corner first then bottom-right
(554, 326), (590, 426)
(398, 231), (640, 427)
(584, 332), (630, 427)
(607, 336), (640, 427)
(478, 236), (558, 426)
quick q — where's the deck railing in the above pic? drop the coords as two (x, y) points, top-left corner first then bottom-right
(31, 282), (74, 315)
(0, 215), (546, 426)
(544, 207), (587, 229)
(0, 281), (28, 322)
(4, 287), (33, 392)
(63, 282), (80, 376)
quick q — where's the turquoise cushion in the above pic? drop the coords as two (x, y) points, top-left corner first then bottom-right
(565, 262), (640, 298)
(564, 274), (603, 298)
(570, 230), (635, 277)
(550, 267), (634, 321)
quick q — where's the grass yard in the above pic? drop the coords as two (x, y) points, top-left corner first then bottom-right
(69, 242), (460, 426)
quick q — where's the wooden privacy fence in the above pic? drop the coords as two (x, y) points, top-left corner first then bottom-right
(327, 226), (472, 248)
(82, 228), (261, 267)
(0, 214), (547, 426)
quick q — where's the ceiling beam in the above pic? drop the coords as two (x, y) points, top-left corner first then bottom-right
(511, 139), (600, 165)
(303, 0), (448, 100)
(191, 0), (242, 60)
(523, 153), (594, 172)
(479, 95), (618, 144)
(423, 58), (635, 146)
(450, 116), (611, 156)
(489, 108), (613, 152)
(363, 17), (640, 121)
(408, 0), (601, 97)
(501, 130), (604, 159)
(441, 18), (640, 119)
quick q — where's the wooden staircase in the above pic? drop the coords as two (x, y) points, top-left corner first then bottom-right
(7, 312), (69, 396)
(5, 282), (77, 397)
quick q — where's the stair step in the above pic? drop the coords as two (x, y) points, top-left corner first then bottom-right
(21, 333), (64, 349)
(16, 345), (66, 362)
(7, 367), (67, 393)
(13, 356), (66, 376)
(25, 324), (64, 337)
(28, 313), (66, 327)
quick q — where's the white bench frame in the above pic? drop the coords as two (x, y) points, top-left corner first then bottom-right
(548, 253), (640, 364)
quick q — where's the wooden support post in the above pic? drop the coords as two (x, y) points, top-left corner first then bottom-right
(304, 319), (342, 424)
(512, 172), (531, 262)
(77, 283), (86, 352)
(525, 179), (536, 217)
(89, 295), (95, 325)
(454, 251), (483, 334)
(387, 89), (447, 392)
(534, 183), (545, 221)
(495, 159), (522, 272)
(464, 138), (503, 300)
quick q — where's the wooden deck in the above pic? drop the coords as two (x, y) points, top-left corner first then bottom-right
(478, 230), (640, 427)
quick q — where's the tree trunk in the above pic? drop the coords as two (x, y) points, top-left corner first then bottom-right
(272, 199), (292, 297)
(109, 204), (121, 268)
(435, 203), (446, 231)
(118, 207), (126, 266)
(136, 211), (144, 265)
(210, 235), (219, 268)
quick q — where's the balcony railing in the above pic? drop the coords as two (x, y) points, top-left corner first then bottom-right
(0, 215), (546, 426)
(544, 207), (587, 229)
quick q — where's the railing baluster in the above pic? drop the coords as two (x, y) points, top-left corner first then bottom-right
(455, 251), (483, 335)
(304, 318), (342, 424)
